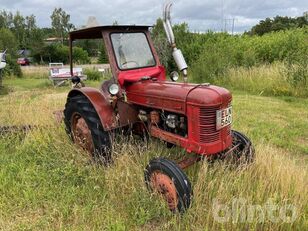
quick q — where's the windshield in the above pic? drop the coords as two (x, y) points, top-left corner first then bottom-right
(111, 32), (156, 70)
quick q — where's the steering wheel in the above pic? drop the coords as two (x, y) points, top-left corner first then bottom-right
(121, 61), (139, 68)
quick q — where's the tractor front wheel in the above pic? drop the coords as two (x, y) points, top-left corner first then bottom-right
(64, 94), (112, 164)
(144, 158), (192, 213)
(223, 130), (255, 164)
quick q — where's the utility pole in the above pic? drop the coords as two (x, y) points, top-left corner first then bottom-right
(232, 18), (235, 35)
(223, 18), (237, 34)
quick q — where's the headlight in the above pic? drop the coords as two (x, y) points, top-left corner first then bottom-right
(170, 71), (179, 82)
(108, 83), (119, 95)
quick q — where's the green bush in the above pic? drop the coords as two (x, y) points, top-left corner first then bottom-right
(190, 27), (308, 83)
(84, 68), (102, 81)
(73, 47), (91, 64)
(36, 44), (90, 64)
(3, 54), (22, 77)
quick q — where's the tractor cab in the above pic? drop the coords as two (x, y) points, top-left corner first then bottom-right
(69, 26), (166, 88)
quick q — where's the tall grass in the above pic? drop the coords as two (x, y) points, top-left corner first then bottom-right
(210, 62), (308, 97)
(0, 129), (307, 230)
(0, 83), (307, 230)
(189, 28), (308, 97)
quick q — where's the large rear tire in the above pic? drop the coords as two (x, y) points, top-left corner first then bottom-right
(144, 158), (192, 213)
(64, 94), (112, 163)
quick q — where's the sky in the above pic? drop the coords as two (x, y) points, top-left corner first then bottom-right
(1, 0), (307, 33)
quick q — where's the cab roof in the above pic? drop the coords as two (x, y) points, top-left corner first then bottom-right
(69, 25), (151, 40)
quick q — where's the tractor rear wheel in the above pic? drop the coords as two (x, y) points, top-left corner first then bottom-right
(224, 130), (255, 164)
(144, 158), (192, 213)
(64, 94), (112, 164)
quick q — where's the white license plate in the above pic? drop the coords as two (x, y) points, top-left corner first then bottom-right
(216, 106), (232, 130)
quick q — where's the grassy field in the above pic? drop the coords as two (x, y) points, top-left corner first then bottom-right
(0, 75), (307, 230)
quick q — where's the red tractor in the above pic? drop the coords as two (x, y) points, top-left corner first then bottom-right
(64, 3), (254, 213)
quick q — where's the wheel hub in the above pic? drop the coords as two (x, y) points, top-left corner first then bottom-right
(71, 113), (94, 154)
(150, 171), (178, 210)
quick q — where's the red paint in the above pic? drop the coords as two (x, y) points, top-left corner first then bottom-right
(126, 81), (232, 155)
(68, 26), (233, 158)
(68, 88), (117, 131)
(118, 65), (166, 86)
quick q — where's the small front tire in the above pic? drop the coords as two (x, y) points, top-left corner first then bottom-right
(144, 158), (192, 213)
(224, 130), (255, 164)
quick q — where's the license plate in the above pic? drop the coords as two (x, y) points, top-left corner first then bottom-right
(216, 106), (232, 130)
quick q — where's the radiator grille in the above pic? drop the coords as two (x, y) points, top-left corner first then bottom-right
(199, 105), (221, 143)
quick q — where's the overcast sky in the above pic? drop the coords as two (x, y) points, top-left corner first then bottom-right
(1, 0), (307, 33)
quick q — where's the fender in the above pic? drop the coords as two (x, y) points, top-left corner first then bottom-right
(67, 87), (117, 131)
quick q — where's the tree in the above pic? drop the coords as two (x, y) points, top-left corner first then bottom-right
(12, 11), (26, 48)
(50, 8), (75, 44)
(0, 28), (21, 80)
(151, 18), (171, 70)
(0, 10), (13, 28)
(0, 28), (18, 55)
(247, 14), (308, 36)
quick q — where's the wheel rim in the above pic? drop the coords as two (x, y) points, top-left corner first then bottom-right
(71, 113), (94, 154)
(150, 171), (178, 211)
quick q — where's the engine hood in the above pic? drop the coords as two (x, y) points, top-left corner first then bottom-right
(125, 80), (232, 114)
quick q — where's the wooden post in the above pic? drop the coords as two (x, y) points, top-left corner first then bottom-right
(69, 35), (73, 76)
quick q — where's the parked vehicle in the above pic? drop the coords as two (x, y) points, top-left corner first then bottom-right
(17, 57), (30, 66)
(63, 3), (254, 213)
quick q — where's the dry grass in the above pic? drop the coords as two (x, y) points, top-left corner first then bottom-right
(0, 78), (307, 230)
(215, 62), (308, 97)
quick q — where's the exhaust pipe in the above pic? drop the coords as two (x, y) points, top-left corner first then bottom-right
(163, 2), (188, 82)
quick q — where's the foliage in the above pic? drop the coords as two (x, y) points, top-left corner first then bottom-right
(98, 45), (108, 64)
(33, 44), (90, 64)
(247, 14), (308, 36)
(0, 10), (39, 49)
(4, 54), (22, 77)
(50, 8), (75, 43)
(0, 28), (21, 77)
(84, 68), (102, 81)
(151, 18), (172, 70)
(190, 27), (308, 83)
(72, 46), (91, 64)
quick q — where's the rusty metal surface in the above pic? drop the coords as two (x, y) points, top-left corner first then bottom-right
(117, 100), (139, 126)
(68, 87), (117, 131)
(150, 111), (160, 124)
(150, 125), (231, 156)
(150, 171), (178, 211)
(71, 112), (94, 155)
(177, 155), (202, 169)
